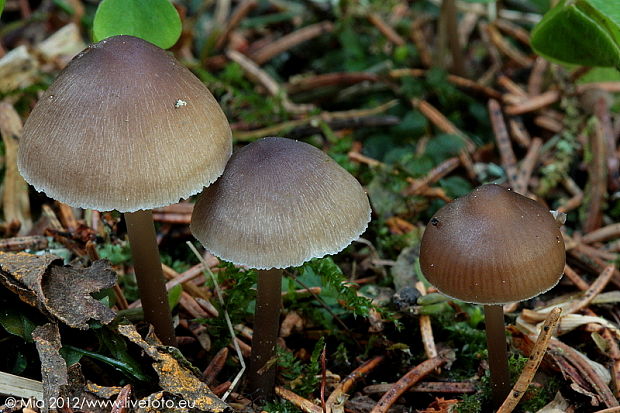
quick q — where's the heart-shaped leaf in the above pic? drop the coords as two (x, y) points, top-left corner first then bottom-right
(93, 0), (182, 49)
(531, 0), (620, 68)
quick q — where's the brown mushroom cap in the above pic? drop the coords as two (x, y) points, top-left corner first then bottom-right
(18, 35), (232, 212)
(419, 184), (565, 304)
(190, 137), (372, 269)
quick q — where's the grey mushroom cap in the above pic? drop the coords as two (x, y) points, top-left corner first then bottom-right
(190, 137), (372, 269)
(419, 184), (566, 305)
(18, 35), (232, 212)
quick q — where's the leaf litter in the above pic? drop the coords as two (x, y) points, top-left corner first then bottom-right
(0, 252), (116, 329)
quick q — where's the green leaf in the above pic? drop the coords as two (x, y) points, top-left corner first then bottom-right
(62, 344), (150, 381)
(424, 134), (466, 164)
(97, 242), (131, 265)
(0, 308), (37, 342)
(96, 327), (150, 381)
(577, 66), (620, 83)
(440, 176), (472, 198)
(581, 0), (620, 47)
(531, 0), (620, 68)
(59, 346), (84, 366)
(11, 352), (27, 375)
(0, 0), (5, 18)
(93, 0), (182, 49)
(168, 283), (183, 309)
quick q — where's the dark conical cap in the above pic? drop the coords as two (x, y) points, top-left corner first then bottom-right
(419, 184), (565, 304)
(190, 137), (372, 269)
(18, 35), (232, 212)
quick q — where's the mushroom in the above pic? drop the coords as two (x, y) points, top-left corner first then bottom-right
(419, 184), (565, 408)
(18, 35), (232, 346)
(190, 137), (371, 399)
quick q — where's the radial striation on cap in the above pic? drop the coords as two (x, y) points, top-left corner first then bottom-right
(190, 137), (372, 269)
(18, 35), (232, 212)
(419, 184), (566, 304)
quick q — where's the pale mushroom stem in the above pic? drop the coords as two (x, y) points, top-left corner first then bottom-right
(125, 210), (177, 347)
(484, 304), (511, 408)
(248, 268), (283, 400)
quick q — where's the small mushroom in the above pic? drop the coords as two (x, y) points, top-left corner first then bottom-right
(18, 35), (232, 346)
(190, 137), (371, 400)
(419, 184), (565, 408)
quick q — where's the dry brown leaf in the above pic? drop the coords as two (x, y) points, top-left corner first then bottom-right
(32, 323), (67, 413)
(0, 251), (116, 328)
(0, 46), (39, 93)
(35, 23), (86, 65)
(117, 324), (231, 412)
(0, 102), (32, 234)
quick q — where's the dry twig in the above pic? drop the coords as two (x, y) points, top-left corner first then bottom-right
(410, 16), (432, 67)
(505, 90), (560, 116)
(514, 137), (542, 195)
(563, 264), (590, 292)
(367, 13), (405, 46)
(370, 357), (446, 413)
(528, 57), (548, 96)
(364, 381), (476, 394)
(523, 265), (614, 323)
(403, 157), (460, 196)
(508, 118), (532, 147)
(390, 69), (502, 100)
(550, 339), (619, 408)
(326, 356), (385, 413)
(484, 23), (532, 67)
(416, 282), (438, 361)
(275, 386), (323, 413)
(488, 99), (518, 187)
(410, 99), (475, 152)
(203, 347), (229, 385)
(233, 99), (397, 140)
(497, 308), (562, 413)
(250, 21), (333, 65)
(226, 49), (315, 114)
(584, 115), (608, 232)
(214, 0), (258, 50)
(583, 224), (620, 244)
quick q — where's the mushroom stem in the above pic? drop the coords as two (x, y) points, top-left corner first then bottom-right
(484, 304), (511, 408)
(248, 268), (282, 401)
(125, 210), (176, 347)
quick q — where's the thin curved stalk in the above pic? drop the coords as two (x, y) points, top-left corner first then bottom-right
(484, 304), (511, 408)
(125, 210), (176, 347)
(248, 268), (283, 401)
